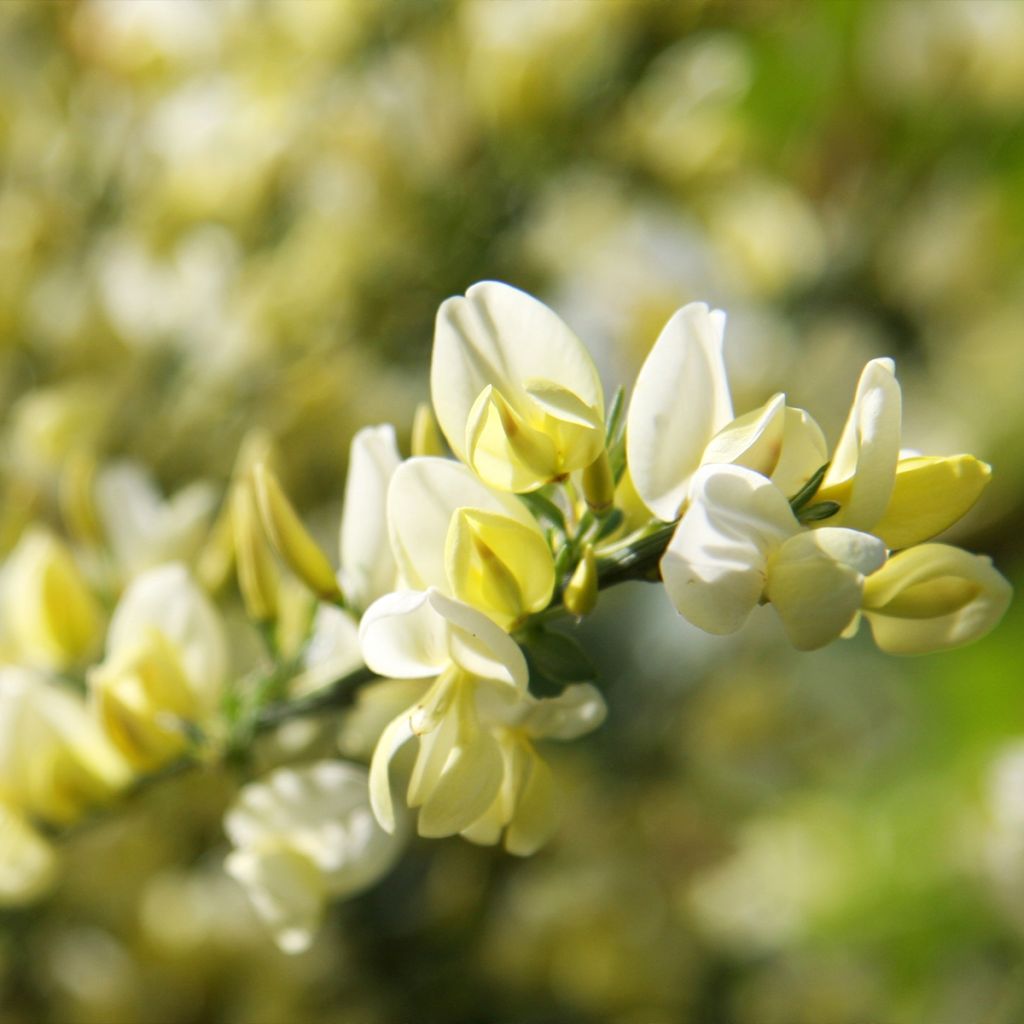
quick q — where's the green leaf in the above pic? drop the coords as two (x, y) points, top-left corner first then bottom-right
(605, 385), (626, 447)
(594, 507), (624, 540)
(798, 500), (841, 523)
(519, 491), (567, 535)
(523, 627), (596, 683)
(788, 461), (830, 514)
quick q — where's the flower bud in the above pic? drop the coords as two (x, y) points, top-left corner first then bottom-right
(563, 544), (598, 618)
(582, 449), (615, 515)
(411, 403), (445, 457)
(252, 463), (341, 602)
(231, 479), (279, 624)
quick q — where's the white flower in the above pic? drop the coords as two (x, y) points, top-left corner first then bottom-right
(224, 761), (402, 954)
(338, 424), (402, 614)
(431, 282), (605, 493)
(626, 302), (829, 522)
(359, 588), (528, 838)
(89, 563), (228, 769)
(662, 464), (886, 650)
(96, 460), (217, 579)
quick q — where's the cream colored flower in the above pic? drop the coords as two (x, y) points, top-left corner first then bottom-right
(388, 457), (554, 629)
(626, 302), (828, 522)
(96, 460), (217, 579)
(0, 667), (130, 825)
(89, 563), (228, 770)
(431, 282), (605, 493)
(360, 588), (528, 838)
(662, 465), (886, 650)
(224, 761), (402, 954)
(0, 529), (104, 672)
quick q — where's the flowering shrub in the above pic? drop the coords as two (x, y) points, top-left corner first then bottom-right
(0, 280), (1008, 954)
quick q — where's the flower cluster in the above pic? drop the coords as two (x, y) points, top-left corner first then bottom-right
(0, 281), (1009, 954)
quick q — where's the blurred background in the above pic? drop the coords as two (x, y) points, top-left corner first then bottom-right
(2, 1), (1024, 1021)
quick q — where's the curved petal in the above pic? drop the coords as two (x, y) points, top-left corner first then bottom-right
(770, 407), (829, 498)
(340, 425), (401, 611)
(505, 753), (558, 857)
(767, 528), (886, 651)
(416, 727), (504, 839)
(368, 712), (418, 834)
(703, 393), (786, 478)
(819, 358), (901, 531)
(870, 455), (991, 550)
(627, 302), (734, 521)
(862, 544), (1012, 654)
(431, 281), (603, 466)
(660, 465), (797, 634)
(358, 591), (451, 679)
(520, 683), (608, 741)
(445, 508), (555, 627)
(426, 590), (528, 691)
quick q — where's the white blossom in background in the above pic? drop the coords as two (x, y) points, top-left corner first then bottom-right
(224, 761), (402, 954)
(95, 461), (216, 580)
(89, 563), (228, 769)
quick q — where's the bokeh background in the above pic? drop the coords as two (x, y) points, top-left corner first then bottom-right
(3, 1), (1024, 1021)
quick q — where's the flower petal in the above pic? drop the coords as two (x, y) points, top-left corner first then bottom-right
(388, 457), (538, 593)
(870, 455), (991, 551)
(340, 425), (401, 612)
(819, 358), (901, 531)
(106, 563), (228, 713)
(431, 281), (603, 467)
(627, 302), (734, 521)
(767, 528), (886, 651)
(661, 465), (797, 634)
(358, 591), (451, 679)
(862, 544), (1012, 654)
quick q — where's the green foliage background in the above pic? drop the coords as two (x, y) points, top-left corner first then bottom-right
(1, 1), (1023, 1021)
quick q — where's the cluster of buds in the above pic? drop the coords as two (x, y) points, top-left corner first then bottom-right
(0, 281), (1009, 954)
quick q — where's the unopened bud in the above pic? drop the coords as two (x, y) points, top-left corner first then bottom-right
(231, 479), (279, 623)
(582, 449), (615, 516)
(252, 463), (342, 602)
(59, 449), (103, 546)
(563, 544), (598, 618)
(411, 403), (445, 457)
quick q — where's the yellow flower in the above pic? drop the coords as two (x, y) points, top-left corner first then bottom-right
(388, 457), (554, 630)
(0, 668), (130, 826)
(0, 529), (104, 672)
(859, 543), (1011, 654)
(89, 564), (228, 770)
